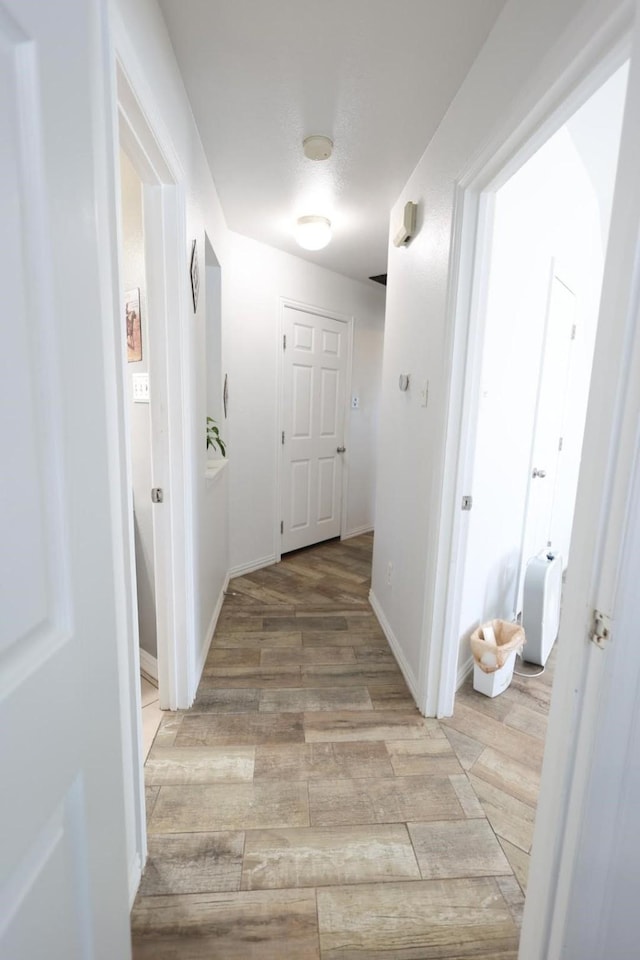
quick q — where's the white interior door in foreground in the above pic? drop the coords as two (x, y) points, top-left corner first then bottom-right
(1, 1), (131, 956)
(282, 305), (348, 553)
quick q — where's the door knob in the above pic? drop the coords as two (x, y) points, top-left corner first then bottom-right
(532, 468), (547, 479)
(337, 446), (346, 453)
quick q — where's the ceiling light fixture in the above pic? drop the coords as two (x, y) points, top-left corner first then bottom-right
(295, 215), (332, 250)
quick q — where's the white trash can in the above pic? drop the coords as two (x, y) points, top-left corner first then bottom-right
(470, 620), (525, 699)
(473, 650), (517, 698)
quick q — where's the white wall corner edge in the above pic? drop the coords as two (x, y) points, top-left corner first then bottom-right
(229, 555), (277, 579)
(195, 573), (231, 686)
(342, 525), (374, 541)
(369, 589), (421, 709)
(139, 648), (158, 683)
(457, 655), (474, 690)
(128, 852), (143, 910)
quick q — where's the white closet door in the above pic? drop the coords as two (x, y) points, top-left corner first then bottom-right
(282, 305), (348, 553)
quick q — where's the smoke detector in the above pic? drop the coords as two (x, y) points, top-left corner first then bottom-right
(303, 135), (333, 161)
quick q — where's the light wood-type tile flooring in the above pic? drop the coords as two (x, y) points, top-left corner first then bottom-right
(131, 533), (555, 959)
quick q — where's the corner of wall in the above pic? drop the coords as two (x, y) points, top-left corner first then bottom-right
(193, 570), (231, 699)
(369, 588), (421, 711)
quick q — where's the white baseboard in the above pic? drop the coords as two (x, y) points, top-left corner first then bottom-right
(229, 554), (277, 579)
(368, 589), (420, 708)
(195, 572), (231, 686)
(139, 648), (158, 683)
(341, 524), (374, 540)
(457, 655), (474, 690)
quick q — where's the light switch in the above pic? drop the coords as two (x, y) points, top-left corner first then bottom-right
(133, 373), (150, 403)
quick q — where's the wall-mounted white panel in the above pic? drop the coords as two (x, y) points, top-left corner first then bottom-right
(290, 460), (311, 530)
(292, 364), (313, 438)
(317, 457), (336, 523)
(320, 368), (339, 437)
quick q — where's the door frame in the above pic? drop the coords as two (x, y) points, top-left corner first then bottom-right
(420, 6), (633, 721)
(276, 297), (354, 562)
(109, 11), (196, 902)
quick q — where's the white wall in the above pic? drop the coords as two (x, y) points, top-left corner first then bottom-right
(566, 64), (629, 245)
(371, 0), (627, 701)
(455, 128), (605, 677)
(113, 0), (232, 710)
(119, 150), (158, 659)
(226, 231), (385, 575)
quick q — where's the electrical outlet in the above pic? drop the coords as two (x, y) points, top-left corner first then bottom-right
(386, 561), (393, 586)
(351, 395), (360, 409)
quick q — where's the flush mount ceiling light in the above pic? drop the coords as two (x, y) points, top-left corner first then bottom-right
(303, 135), (333, 161)
(295, 215), (332, 250)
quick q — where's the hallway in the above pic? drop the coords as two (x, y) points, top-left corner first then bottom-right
(131, 534), (551, 958)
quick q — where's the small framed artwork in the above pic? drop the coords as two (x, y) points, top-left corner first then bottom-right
(190, 239), (199, 312)
(125, 288), (142, 362)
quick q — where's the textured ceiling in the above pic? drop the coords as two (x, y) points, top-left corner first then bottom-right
(158, 0), (506, 283)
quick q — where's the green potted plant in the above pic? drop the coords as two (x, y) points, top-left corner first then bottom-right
(206, 416), (226, 457)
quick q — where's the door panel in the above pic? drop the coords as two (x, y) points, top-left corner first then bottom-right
(320, 367), (340, 435)
(291, 460), (311, 530)
(318, 457), (337, 522)
(282, 305), (348, 552)
(293, 363), (313, 435)
(1, 0), (131, 955)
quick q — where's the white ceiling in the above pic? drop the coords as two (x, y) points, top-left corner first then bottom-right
(158, 0), (506, 283)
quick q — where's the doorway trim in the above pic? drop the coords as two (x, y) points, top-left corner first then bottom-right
(419, 6), (633, 721)
(275, 297), (354, 563)
(110, 10), (196, 903)
(116, 59), (194, 710)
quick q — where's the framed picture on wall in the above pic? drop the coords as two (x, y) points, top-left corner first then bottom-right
(190, 239), (199, 312)
(125, 288), (142, 362)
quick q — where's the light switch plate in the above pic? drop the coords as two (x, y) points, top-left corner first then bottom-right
(133, 373), (150, 403)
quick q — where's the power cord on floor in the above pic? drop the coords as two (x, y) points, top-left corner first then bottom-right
(513, 663), (546, 678)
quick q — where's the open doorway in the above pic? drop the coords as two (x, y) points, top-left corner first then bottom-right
(435, 59), (629, 912)
(118, 148), (162, 757)
(454, 62), (629, 685)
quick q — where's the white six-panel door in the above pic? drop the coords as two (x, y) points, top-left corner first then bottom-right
(1, 1), (131, 956)
(281, 304), (349, 553)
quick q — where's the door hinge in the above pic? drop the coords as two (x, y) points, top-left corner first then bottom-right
(283, 334), (287, 350)
(461, 495), (473, 511)
(570, 323), (577, 340)
(281, 430), (285, 445)
(558, 436), (563, 452)
(280, 520), (284, 534)
(590, 609), (612, 649)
